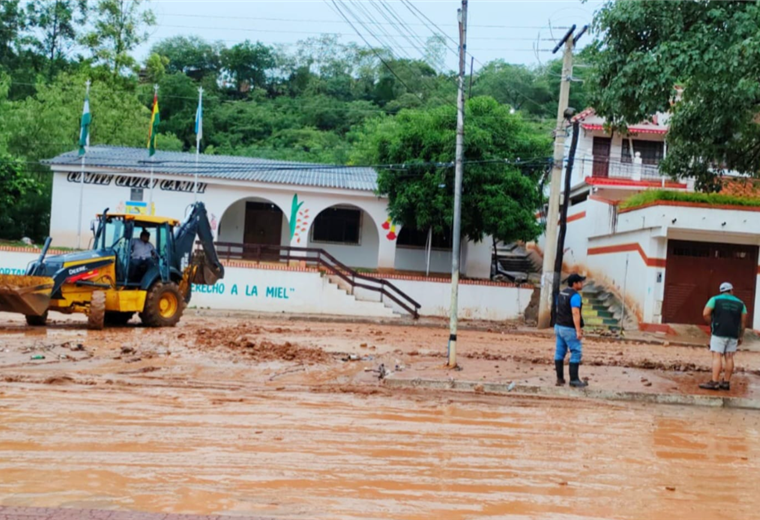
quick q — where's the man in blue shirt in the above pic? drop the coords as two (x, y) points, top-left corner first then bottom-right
(699, 282), (747, 391)
(554, 273), (588, 388)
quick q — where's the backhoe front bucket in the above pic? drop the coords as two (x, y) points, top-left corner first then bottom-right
(0, 275), (55, 317)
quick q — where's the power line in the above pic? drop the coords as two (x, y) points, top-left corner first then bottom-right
(328, 0), (458, 109)
(157, 12), (571, 31)
(146, 31), (553, 52)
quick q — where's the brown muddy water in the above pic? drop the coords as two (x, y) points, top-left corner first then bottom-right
(0, 382), (758, 520)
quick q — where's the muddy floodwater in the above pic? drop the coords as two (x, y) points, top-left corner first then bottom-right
(1, 313), (760, 519)
(2, 384), (759, 519)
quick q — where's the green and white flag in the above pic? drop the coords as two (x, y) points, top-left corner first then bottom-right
(78, 90), (91, 157)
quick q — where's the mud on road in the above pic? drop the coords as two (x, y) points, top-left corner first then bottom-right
(1, 312), (760, 519)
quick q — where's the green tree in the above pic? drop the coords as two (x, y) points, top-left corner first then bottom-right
(472, 61), (551, 115)
(355, 96), (550, 244)
(587, 0), (760, 186)
(0, 0), (29, 72)
(3, 72), (150, 163)
(151, 35), (223, 80)
(81, 0), (155, 77)
(221, 40), (275, 93)
(0, 152), (42, 240)
(25, 0), (88, 77)
(144, 52), (168, 84)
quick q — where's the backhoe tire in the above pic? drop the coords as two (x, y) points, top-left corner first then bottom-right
(104, 311), (134, 327)
(88, 291), (106, 330)
(26, 311), (48, 327)
(139, 282), (185, 328)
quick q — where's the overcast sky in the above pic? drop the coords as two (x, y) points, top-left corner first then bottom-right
(141, 0), (604, 70)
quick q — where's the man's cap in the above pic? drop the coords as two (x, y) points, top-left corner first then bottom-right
(720, 282), (733, 293)
(567, 273), (586, 286)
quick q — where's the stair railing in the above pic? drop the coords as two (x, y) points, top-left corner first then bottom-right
(211, 242), (421, 318)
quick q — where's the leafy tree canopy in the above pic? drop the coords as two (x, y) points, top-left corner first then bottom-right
(588, 0), (760, 187)
(355, 96), (551, 244)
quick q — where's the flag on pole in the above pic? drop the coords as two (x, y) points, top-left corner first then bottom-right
(194, 92), (203, 143)
(147, 91), (160, 157)
(78, 89), (91, 157)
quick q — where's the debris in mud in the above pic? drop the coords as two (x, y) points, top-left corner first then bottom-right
(117, 366), (161, 375)
(194, 325), (331, 364)
(342, 354), (374, 362)
(43, 375), (75, 385)
(473, 383), (485, 394)
(121, 346), (135, 355)
(666, 486), (676, 492)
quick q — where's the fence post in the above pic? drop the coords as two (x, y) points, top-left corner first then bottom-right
(632, 152), (643, 181)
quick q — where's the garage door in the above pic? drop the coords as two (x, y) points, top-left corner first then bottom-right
(663, 240), (757, 327)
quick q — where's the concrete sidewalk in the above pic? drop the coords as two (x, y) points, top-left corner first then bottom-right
(382, 346), (760, 410)
(384, 376), (760, 410)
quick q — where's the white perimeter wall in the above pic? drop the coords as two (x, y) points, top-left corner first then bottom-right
(0, 251), (532, 321)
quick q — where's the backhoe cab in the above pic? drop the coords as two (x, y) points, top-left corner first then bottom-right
(0, 202), (224, 329)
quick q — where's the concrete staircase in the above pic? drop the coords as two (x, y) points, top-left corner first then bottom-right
(325, 274), (400, 318)
(493, 243), (542, 284)
(581, 281), (636, 333)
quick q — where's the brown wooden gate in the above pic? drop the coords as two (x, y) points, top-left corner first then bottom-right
(663, 240), (757, 326)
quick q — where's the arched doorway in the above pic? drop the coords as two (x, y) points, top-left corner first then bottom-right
(218, 197), (289, 260)
(307, 204), (379, 269)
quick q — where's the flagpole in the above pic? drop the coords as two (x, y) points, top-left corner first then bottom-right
(194, 86), (203, 203)
(76, 79), (91, 250)
(149, 84), (158, 210)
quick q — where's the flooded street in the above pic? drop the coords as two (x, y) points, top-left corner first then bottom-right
(1, 313), (760, 519)
(2, 383), (759, 519)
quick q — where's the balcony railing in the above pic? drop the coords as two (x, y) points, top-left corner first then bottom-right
(576, 154), (667, 183)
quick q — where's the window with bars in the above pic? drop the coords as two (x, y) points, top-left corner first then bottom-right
(621, 139), (665, 165)
(311, 207), (361, 245)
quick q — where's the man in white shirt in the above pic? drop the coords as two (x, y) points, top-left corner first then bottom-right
(130, 230), (156, 280)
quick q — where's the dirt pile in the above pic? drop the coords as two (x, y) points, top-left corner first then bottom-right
(194, 325), (331, 365)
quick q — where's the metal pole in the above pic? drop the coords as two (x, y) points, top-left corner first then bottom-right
(537, 25), (577, 329)
(149, 84), (157, 210)
(551, 119), (580, 325)
(77, 154), (86, 249)
(194, 86), (203, 203)
(76, 79), (91, 250)
(426, 227), (432, 277)
(621, 254), (629, 334)
(448, 0), (467, 369)
(149, 162), (154, 212)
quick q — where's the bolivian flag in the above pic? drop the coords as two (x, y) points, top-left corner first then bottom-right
(147, 92), (160, 157)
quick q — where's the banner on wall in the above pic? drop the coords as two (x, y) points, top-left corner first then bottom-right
(125, 201), (155, 216)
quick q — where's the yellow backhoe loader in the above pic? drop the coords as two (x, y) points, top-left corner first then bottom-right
(0, 202), (224, 329)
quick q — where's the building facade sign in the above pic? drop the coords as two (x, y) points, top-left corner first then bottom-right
(66, 172), (207, 194)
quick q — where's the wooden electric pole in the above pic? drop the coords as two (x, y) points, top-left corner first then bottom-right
(448, 0), (468, 368)
(537, 25), (587, 329)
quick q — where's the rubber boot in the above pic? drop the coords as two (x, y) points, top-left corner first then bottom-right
(569, 363), (588, 388)
(555, 360), (566, 386)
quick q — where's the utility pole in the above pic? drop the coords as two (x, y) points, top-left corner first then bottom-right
(448, 0), (468, 369)
(537, 25), (586, 328)
(551, 117), (580, 323)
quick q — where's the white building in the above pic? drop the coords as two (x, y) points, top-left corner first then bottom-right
(543, 109), (760, 330)
(45, 146), (493, 279)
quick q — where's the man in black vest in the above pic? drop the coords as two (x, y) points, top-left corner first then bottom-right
(554, 273), (588, 388)
(699, 282), (747, 391)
